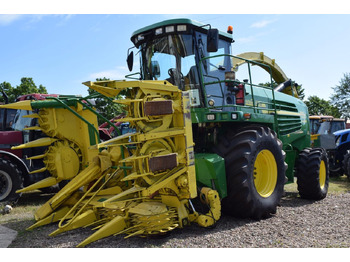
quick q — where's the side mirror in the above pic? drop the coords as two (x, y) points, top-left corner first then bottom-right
(151, 61), (160, 78)
(207, 28), (219, 53)
(127, 51), (134, 72)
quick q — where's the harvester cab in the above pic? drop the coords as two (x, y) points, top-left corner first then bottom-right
(128, 19), (245, 111)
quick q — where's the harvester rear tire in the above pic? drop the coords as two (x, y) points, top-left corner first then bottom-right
(295, 148), (329, 200)
(215, 126), (286, 219)
(0, 159), (23, 203)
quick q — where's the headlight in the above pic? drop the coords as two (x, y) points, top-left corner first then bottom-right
(155, 28), (163, 35)
(335, 137), (340, 147)
(231, 113), (238, 120)
(207, 114), (215, 121)
(208, 99), (215, 107)
(177, 25), (187, 31)
(165, 26), (175, 33)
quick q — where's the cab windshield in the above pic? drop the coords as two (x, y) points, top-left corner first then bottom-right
(139, 31), (233, 108)
(318, 121), (345, 134)
(12, 109), (32, 131)
(140, 34), (197, 90)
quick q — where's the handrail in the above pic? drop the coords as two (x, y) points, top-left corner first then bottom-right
(125, 72), (141, 80)
(198, 54), (279, 129)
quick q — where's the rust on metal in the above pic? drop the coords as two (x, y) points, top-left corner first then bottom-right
(144, 100), (173, 116)
(149, 153), (178, 172)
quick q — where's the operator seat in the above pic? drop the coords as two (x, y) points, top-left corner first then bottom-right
(185, 66), (200, 90)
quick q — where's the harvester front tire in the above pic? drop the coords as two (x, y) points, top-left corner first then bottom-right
(295, 148), (329, 200)
(215, 126), (286, 219)
(0, 159), (23, 203)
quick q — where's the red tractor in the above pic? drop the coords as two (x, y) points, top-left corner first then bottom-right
(0, 93), (59, 203)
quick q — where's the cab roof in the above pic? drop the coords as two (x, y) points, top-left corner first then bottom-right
(334, 129), (350, 136)
(131, 18), (233, 46)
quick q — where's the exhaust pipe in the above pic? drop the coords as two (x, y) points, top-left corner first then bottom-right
(274, 79), (292, 92)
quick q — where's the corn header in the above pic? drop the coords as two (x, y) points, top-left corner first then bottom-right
(8, 80), (217, 247)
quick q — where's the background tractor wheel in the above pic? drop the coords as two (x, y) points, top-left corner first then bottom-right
(343, 152), (350, 180)
(295, 148), (329, 200)
(0, 159), (23, 203)
(329, 163), (343, 177)
(215, 126), (286, 219)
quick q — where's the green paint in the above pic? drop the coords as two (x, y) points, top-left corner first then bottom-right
(195, 153), (227, 198)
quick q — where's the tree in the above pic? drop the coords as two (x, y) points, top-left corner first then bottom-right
(330, 73), (350, 118)
(0, 81), (14, 103)
(87, 77), (125, 125)
(0, 77), (47, 103)
(305, 95), (341, 117)
(295, 84), (305, 101)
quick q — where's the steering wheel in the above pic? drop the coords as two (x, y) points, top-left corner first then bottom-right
(167, 68), (185, 89)
(168, 68), (175, 78)
(168, 68), (184, 79)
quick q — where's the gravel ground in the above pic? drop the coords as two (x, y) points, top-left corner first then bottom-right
(4, 191), (350, 248)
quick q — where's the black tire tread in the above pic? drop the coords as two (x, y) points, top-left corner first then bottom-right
(214, 125), (286, 220)
(0, 158), (24, 203)
(295, 148), (329, 200)
(342, 152), (350, 179)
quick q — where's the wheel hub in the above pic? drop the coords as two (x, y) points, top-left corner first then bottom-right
(319, 160), (326, 189)
(253, 149), (277, 198)
(0, 171), (12, 201)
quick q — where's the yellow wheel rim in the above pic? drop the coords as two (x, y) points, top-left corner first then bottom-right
(319, 160), (326, 189)
(254, 150), (278, 198)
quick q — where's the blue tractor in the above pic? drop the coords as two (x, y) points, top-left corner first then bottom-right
(329, 129), (350, 177)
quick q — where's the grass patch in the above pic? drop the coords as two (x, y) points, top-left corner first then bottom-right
(328, 175), (350, 194)
(283, 175), (350, 197)
(0, 191), (52, 225)
(0, 191), (54, 246)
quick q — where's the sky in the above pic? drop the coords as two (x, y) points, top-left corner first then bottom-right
(2, 1), (350, 100)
